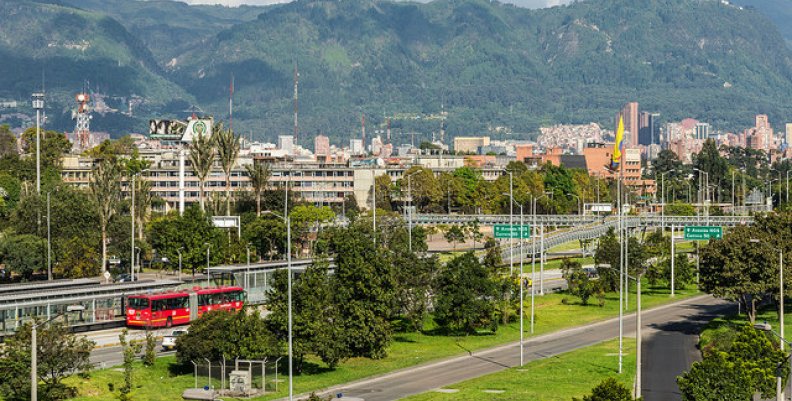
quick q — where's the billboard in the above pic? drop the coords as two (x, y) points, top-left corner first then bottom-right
(180, 118), (213, 142)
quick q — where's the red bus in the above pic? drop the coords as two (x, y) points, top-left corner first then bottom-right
(126, 286), (245, 328)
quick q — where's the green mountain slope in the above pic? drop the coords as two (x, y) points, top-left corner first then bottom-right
(730, 0), (792, 46)
(58, 0), (267, 64)
(0, 0), (191, 133)
(168, 0), (792, 143)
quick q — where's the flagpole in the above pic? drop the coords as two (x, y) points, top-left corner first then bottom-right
(229, 74), (234, 132)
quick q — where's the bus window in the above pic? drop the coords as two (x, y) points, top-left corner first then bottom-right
(151, 299), (165, 312)
(128, 298), (149, 309)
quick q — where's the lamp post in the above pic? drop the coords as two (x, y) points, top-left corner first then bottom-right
(566, 193), (581, 215)
(536, 192), (552, 295)
(506, 195), (526, 366)
(46, 191), (52, 281)
(31, 305), (85, 401)
(176, 247), (183, 281)
(754, 321), (791, 401)
(32, 93), (44, 195)
(263, 210), (293, 401)
(204, 243), (211, 286)
(134, 247), (142, 280)
(659, 170), (675, 231)
(500, 169), (514, 275)
(405, 171), (420, 253)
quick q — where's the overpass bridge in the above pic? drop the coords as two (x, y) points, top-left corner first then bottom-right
(413, 214), (754, 228)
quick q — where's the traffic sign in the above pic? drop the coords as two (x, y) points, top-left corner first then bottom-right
(683, 226), (723, 240)
(494, 224), (531, 239)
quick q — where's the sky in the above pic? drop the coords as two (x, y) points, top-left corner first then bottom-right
(178, 0), (575, 8)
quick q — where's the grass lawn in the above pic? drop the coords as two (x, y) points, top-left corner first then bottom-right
(699, 303), (791, 354)
(67, 284), (698, 401)
(403, 339), (636, 401)
(548, 240), (584, 253)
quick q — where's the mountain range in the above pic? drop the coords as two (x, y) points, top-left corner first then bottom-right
(2, 0), (792, 145)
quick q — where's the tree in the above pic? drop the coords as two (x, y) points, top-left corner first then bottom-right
(90, 158), (123, 273)
(693, 139), (730, 202)
(143, 331), (156, 367)
(177, 310), (277, 365)
(55, 236), (100, 278)
(243, 216), (286, 260)
(725, 324), (789, 398)
(319, 222), (395, 359)
(289, 205), (336, 255)
(444, 224), (466, 250)
(189, 132), (215, 211)
(266, 261), (346, 370)
(132, 177), (153, 242)
(594, 228), (645, 291)
(561, 258), (598, 305)
(482, 236), (502, 271)
(573, 377), (638, 401)
(148, 206), (226, 274)
(677, 352), (753, 401)
(373, 174), (394, 211)
(665, 202), (696, 216)
(245, 161), (271, 216)
(118, 329), (141, 401)
(0, 234), (46, 279)
(20, 129), (71, 169)
(434, 252), (497, 334)
(0, 321), (94, 401)
(214, 125), (240, 216)
(700, 225), (780, 323)
(0, 124), (16, 158)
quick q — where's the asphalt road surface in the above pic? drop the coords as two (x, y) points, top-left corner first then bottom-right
(316, 295), (731, 401)
(641, 300), (736, 401)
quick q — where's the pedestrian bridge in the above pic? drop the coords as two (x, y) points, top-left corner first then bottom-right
(413, 213), (754, 227)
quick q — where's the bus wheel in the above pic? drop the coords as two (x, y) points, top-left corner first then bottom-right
(165, 317), (173, 328)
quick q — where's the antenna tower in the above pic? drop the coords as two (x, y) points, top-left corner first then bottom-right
(73, 92), (91, 150)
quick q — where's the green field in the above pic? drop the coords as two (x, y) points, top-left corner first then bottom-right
(403, 339), (637, 401)
(699, 303), (790, 354)
(67, 284), (698, 401)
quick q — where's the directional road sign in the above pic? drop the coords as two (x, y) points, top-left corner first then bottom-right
(494, 224), (531, 239)
(683, 226), (723, 241)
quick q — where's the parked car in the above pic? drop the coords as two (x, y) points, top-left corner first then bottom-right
(162, 329), (188, 351)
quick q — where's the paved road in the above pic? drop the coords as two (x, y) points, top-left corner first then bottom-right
(642, 301), (736, 401)
(316, 295), (731, 401)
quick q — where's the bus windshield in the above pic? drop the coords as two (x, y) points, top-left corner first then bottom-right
(128, 297), (150, 309)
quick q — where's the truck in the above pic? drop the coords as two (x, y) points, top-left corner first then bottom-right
(161, 329), (188, 351)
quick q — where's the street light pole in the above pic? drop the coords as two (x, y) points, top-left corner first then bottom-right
(131, 173), (136, 281)
(176, 247), (183, 282)
(46, 191), (51, 281)
(32, 93), (44, 195)
(530, 196), (536, 334)
(506, 195), (526, 366)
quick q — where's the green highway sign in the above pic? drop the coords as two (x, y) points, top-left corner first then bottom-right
(494, 224), (531, 239)
(683, 226), (723, 241)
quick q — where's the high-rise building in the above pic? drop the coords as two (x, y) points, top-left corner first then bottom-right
(695, 123), (711, 140)
(619, 102), (639, 146)
(638, 111), (657, 145)
(350, 139), (364, 155)
(786, 123), (792, 145)
(756, 114), (770, 130)
(314, 134), (330, 156)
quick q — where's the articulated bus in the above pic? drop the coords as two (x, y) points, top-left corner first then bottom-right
(126, 286), (245, 328)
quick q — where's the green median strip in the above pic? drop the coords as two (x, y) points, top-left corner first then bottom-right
(402, 339), (636, 401)
(67, 284), (697, 401)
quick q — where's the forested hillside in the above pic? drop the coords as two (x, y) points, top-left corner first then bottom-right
(3, 0), (792, 143)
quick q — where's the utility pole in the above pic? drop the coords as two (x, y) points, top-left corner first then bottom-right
(293, 63), (299, 144)
(130, 174), (136, 281)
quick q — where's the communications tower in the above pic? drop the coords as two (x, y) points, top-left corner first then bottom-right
(73, 93), (92, 149)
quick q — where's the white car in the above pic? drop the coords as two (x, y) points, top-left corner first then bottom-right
(162, 329), (188, 351)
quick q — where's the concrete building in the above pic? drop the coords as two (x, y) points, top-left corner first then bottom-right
(453, 136), (490, 154)
(638, 112), (658, 146)
(278, 135), (294, 155)
(582, 143), (655, 196)
(314, 134), (330, 157)
(695, 123), (711, 140)
(786, 123), (792, 146)
(619, 102), (639, 146)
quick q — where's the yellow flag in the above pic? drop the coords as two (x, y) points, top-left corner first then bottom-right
(611, 116), (625, 170)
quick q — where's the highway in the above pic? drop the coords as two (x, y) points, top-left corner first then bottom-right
(311, 295), (730, 401)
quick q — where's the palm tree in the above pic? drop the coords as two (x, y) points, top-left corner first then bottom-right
(90, 158), (122, 273)
(214, 125), (240, 216)
(189, 131), (215, 211)
(245, 161), (271, 216)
